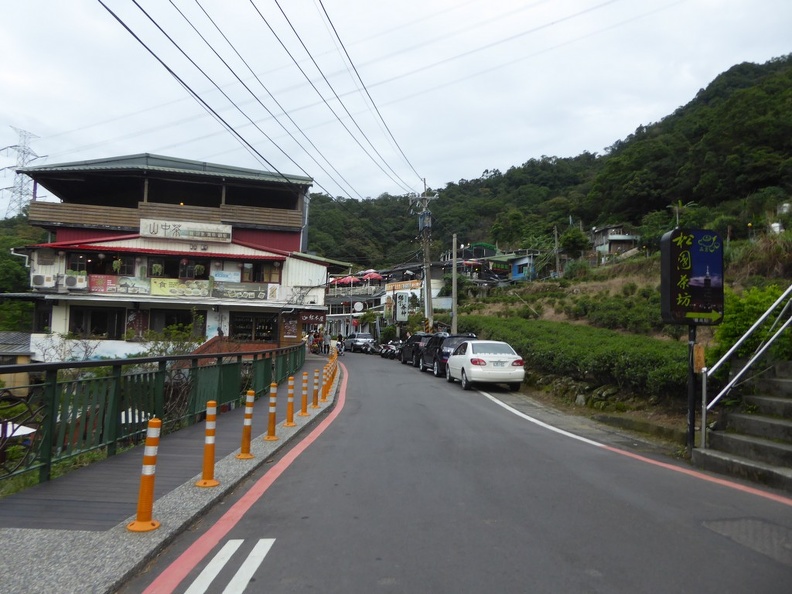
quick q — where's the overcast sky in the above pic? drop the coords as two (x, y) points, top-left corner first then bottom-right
(1, 0), (790, 215)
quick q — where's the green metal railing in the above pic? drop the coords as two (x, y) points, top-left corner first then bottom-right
(0, 344), (305, 483)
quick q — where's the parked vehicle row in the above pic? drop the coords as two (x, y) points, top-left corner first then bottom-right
(371, 330), (525, 392)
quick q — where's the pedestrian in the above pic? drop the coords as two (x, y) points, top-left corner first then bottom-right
(323, 332), (330, 354)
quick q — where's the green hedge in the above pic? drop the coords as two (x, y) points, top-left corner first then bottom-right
(457, 316), (688, 399)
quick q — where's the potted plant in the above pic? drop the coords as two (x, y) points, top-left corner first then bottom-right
(112, 258), (123, 274)
(151, 263), (164, 277)
(193, 264), (205, 277)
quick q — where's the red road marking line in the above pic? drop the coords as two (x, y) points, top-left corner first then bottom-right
(600, 443), (792, 507)
(143, 363), (349, 594)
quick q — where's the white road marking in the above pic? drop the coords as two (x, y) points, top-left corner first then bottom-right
(223, 539), (276, 593)
(479, 390), (606, 447)
(184, 539), (243, 594)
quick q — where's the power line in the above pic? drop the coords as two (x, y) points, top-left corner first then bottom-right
(183, 0), (365, 200)
(254, 0), (416, 194)
(316, 0), (422, 183)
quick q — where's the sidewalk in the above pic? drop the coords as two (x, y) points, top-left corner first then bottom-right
(0, 353), (340, 594)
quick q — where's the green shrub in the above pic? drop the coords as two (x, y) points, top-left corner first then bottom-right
(457, 315), (687, 399)
(712, 284), (792, 361)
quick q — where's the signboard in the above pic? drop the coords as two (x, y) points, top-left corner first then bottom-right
(150, 278), (211, 297)
(125, 309), (149, 340)
(211, 270), (241, 283)
(300, 311), (326, 325)
(141, 218), (232, 243)
(90, 275), (151, 295)
(661, 228), (724, 325)
(395, 292), (409, 322)
(385, 280), (421, 292)
(211, 281), (270, 300)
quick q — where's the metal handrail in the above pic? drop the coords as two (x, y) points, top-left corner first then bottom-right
(700, 283), (792, 448)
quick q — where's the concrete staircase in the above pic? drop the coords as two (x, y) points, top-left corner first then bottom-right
(692, 361), (792, 493)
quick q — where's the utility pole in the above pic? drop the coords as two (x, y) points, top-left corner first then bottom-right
(554, 225), (561, 278)
(411, 180), (436, 331)
(1, 127), (42, 218)
(451, 233), (458, 334)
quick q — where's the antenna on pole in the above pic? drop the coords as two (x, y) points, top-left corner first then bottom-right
(1, 127), (44, 218)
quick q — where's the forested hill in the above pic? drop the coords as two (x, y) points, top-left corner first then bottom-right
(307, 54), (792, 269)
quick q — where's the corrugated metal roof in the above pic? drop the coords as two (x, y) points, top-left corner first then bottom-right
(0, 332), (32, 355)
(19, 153), (313, 186)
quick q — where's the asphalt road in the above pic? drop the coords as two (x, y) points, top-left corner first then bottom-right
(121, 352), (792, 593)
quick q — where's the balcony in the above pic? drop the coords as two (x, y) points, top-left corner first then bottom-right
(28, 201), (303, 232)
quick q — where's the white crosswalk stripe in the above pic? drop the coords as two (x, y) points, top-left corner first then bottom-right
(183, 539), (275, 594)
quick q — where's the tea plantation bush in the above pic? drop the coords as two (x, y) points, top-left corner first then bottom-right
(456, 315), (688, 399)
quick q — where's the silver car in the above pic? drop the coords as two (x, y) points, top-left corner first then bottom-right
(446, 340), (525, 391)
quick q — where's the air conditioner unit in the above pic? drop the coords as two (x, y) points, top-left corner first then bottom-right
(31, 274), (56, 288)
(64, 275), (88, 289)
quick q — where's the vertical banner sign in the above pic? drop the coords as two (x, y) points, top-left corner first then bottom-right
(661, 229), (724, 326)
(395, 293), (409, 322)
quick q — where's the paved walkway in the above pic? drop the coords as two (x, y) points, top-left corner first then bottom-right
(0, 353), (340, 594)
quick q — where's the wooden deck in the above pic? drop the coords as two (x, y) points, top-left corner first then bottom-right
(0, 356), (326, 531)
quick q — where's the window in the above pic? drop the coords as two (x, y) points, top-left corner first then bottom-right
(230, 313), (278, 341)
(34, 303), (52, 333)
(115, 256), (135, 276)
(149, 309), (206, 336)
(69, 307), (126, 339)
(261, 262), (281, 283)
(240, 262), (281, 283)
(67, 254), (87, 273)
(179, 259), (195, 280)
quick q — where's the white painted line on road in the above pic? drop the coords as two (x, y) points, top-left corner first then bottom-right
(184, 539), (243, 594)
(223, 539), (275, 593)
(479, 390), (606, 448)
(479, 390), (792, 508)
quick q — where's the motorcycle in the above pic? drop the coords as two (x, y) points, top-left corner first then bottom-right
(383, 340), (403, 360)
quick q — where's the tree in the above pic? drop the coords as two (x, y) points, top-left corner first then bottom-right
(560, 228), (591, 259)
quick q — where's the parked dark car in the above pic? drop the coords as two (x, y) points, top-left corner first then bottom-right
(400, 332), (433, 367)
(419, 332), (477, 376)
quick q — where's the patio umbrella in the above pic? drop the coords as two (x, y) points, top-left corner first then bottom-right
(338, 275), (360, 285)
(362, 271), (383, 281)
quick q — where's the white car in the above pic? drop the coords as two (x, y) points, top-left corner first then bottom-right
(445, 340), (525, 391)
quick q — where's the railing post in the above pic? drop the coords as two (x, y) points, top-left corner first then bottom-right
(127, 418), (162, 532)
(264, 382), (279, 441)
(106, 363), (123, 457)
(701, 368), (708, 449)
(196, 401), (219, 488)
(38, 369), (59, 483)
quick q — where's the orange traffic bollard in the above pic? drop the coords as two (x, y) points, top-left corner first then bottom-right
(298, 372), (310, 417)
(264, 382), (279, 441)
(237, 390), (255, 460)
(284, 376), (296, 427)
(318, 366), (326, 402)
(127, 418), (162, 532)
(196, 401), (220, 488)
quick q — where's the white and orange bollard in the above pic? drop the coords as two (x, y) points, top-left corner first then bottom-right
(237, 390), (255, 460)
(284, 376), (296, 427)
(196, 401), (220, 488)
(264, 382), (279, 441)
(317, 367), (326, 403)
(298, 373), (310, 417)
(127, 418), (162, 532)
